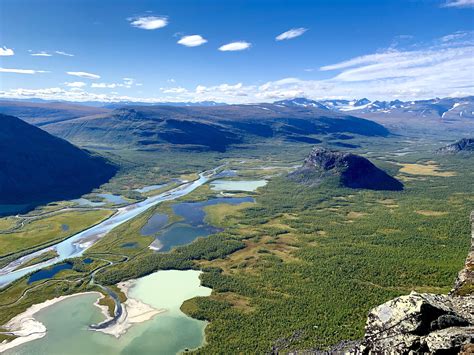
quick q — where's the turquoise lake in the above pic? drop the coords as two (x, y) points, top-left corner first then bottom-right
(7, 270), (211, 355)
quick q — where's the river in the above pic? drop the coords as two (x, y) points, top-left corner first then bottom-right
(0, 168), (218, 287)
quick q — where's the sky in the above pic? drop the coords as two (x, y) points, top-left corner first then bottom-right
(0, 0), (473, 103)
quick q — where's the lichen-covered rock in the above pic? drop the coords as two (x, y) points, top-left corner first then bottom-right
(359, 292), (473, 354)
(423, 327), (474, 353)
(451, 212), (474, 297)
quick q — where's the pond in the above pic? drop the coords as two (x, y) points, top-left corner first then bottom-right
(97, 193), (128, 205)
(72, 198), (105, 207)
(146, 197), (254, 252)
(27, 262), (73, 284)
(140, 214), (168, 236)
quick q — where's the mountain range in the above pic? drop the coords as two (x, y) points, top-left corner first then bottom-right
(33, 104), (389, 152)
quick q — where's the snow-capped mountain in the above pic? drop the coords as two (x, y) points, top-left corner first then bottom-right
(273, 98), (330, 110)
(274, 96), (474, 120)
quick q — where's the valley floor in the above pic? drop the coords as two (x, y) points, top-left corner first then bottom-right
(0, 135), (473, 353)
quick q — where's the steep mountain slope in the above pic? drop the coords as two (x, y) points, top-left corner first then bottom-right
(42, 104), (390, 152)
(0, 114), (117, 209)
(290, 147), (403, 191)
(0, 100), (110, 126)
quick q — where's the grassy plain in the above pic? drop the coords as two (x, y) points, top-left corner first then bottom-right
(0, 209), (114, 260)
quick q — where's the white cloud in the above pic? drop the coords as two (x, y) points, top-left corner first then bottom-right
(218, 41), (251, 51)
(30, 51), (52, 57)
(0, 46), (14, 56)
(91, 83), (117, 88)
(0, 67), (48, 74)
(64, 81), (86, 87)
(442, 0), (474, 8)
(2, 32), (472, 104)
(67, 71), (100, 79)
(55, 50), (74, 57)
(276, 28), (308, 41)
(128, 16), (168, 30)
(177, 35), (207, 47)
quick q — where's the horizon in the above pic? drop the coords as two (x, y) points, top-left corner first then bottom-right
(1, 0), (474, 104)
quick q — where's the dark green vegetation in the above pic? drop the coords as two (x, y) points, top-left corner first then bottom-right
(40, 104), (389, 152)
(290, 147), (403, 191)
(0, 100), (472, 353)
(0, 114), (117, 212)
(13, 250), (58, 270)
(67, 141), (474, 352)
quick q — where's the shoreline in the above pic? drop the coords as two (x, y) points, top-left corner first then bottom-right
(90, 280), (165, 338)
(0, 280), (164, 352)
(0, 292), (98, 353)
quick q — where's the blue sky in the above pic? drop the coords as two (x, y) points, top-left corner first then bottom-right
(0, 0), (473, 103)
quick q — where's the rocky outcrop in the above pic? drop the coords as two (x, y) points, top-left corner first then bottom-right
(452, 212), (474, 297)
(359, 293), (473, 354)
(437, 138), (474, 154)
(357, 212), (474, 354)
(290, 147), (403, 191)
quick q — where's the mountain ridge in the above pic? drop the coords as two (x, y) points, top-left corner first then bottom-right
(0, 113), (117, 213)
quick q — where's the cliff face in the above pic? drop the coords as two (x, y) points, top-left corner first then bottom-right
(290, 148), (403, 191)
(357, 212), (474, 354)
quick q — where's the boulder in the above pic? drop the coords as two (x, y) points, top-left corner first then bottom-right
(359, 292), (473, 353)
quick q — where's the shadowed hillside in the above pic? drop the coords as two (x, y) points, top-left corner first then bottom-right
(41, 104), (390, 152)
(0, 114), (117, 214)
(291, 147), (403, 191)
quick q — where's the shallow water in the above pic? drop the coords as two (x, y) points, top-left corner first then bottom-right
(150, 223), (219, 251)
(97, 193), (128, 205)
(72, 198), (105, 207)
(7, 270), (211, 355)
(135, 184), (167, 194)
(140, 213), (168, 236)
(210, 179), (267, 192)
(149, 197), (254, 251)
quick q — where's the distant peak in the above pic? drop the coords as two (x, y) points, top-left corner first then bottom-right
(273, 97), (329, 110)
